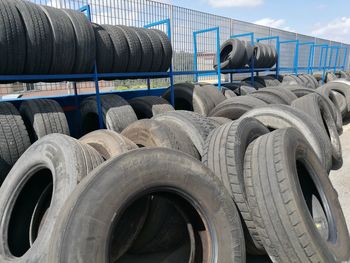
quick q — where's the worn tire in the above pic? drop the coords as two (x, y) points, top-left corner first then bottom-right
(152, 111), (218, 156)
(280, 85), (316, 97)
(317, 82), (350, 113)
(0, 102), (31, 183)
(20, 99), (70, 143)
(152, 29), (172, 72)
(48, 148), (245, 263)
(241, 104), (332, 172)
(221, 87), (237, 98)
(331, 91), (347, 117)
(250, 87), (297, 105)
(0, 134), (104, 263)
(121, 119), (200, 159)
(132, 27), (153, 72)
(92, 24), (114, 73)
(129, 96), (174, 119)
(14, 0), (53, 74)
(291, 93), (342, 170)
(203, 117), (269, 255)
(143, 28), (163, 72)
(80, 129), (137, 160)
(80, 95), (138, 134)
(63, 9), (96, 74)
(208, 96), (267, 120)
(244, 128), (350, 262)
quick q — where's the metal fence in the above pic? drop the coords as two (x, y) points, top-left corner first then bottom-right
(1, 0), (349, 98)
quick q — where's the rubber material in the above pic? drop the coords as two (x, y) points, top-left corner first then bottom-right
(128, 96), (174, 119)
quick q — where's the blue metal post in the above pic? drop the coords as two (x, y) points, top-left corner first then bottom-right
(147, 78), (151, 95)
(80, 4), (103, 128)
(193, 27), (221, 90)
(322, 45), (329, 83)
(342, 48), (348, 70)
(145, 18), (174, 106)
(333, 46), (340, 73)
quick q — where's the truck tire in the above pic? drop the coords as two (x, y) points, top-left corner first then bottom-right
(209, 96), (267, 119)
(291, 93), (342, 170)
(80, 129), (138, 160)
(241, 104), (332, 172)
(0, 134), (104, 263)
(152, 29), (172, 72)
(251, 87), (297, 105)
(80, 95), (138, 134)
(281, 85), (316, 97)
(0, 102), (31, 183)
(317, 82), (350, 113)
(143, 28), (163, 72)
(129, 96), (174, 119)
(121, 119), (200, 159)
(92, 24), (114, 73)
(131, 27), (153, 72)
(244, 128), (350, 262)
(202, 117), (269, 255)
(48, 148), (245, 263)
(20, 99), (70, 143)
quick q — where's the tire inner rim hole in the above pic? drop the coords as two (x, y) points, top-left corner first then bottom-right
(111, 192), (211, 263)
(296, 160), (336, 243)
(220, 45), (233, 63)
(8, 168), (53, 257)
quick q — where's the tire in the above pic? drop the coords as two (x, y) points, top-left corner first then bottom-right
(331, 91), (347, 116)
(253, 43), (267, 68)
(281, 85), (316, 97)
(131, 27), (153, 72)
(162, 83), (215, 116)
(14, 0), (53, 74)
(128, 96), (174, 119)
(317, 82), (350, 113)
(152, 29), (172, 72)
(241, 40), (254, 66)
(244, 128), (350, 262)
(20, 99), (70, 143)
(143, 28), (163, 72)
(121, 119), (200, 159)
(102, 25), (129, 73)
(214, 38), (245, 70)
(0, 134), (104, 263)
(92, 24), (114, 73)
(0, 0), (26, 74)
(242, 80), (265, 90)
(291, 93), (342, 170)
(282, 75), (304, 86)
(48, 148), (245, 263)
(63, 9), (96, 74)
(239, 85), (258, 95)
(250, 87), (298, 105)
(80, 129), (138, 160)
(207, 117), (232, 125)
(202, 117), (269, 255)
(80, 94), (138, 134)
(221, 87), (237, 98)
(152, 111), (218, 156)
(40, 6), (75, 74)
(298, 74), (315, 89)
(116, 25), (142, 72)
(241, 104), (332, 172)
(0, 102), (31, 183)
(200, 85), (226, 106)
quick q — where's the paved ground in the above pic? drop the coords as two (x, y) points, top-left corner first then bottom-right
(330, 118), (350, 231)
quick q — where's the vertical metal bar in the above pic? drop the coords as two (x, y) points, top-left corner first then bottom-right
(294, 40), (299, 75)
(342, 48), (348, 70)
(193, 32), (198, 82)
(166, 19), (175, 107)
(328, 47), (333, 69)
(334, 47), (340, 73)
(216, 27), (221, 90)
(307, 44), (313, 74)
(251, 34), (255, 83)
(276, 37), (280, 78)
(322, 46), (329, 83)
(147, 78), (151, 95)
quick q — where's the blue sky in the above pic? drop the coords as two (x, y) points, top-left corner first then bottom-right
(159, 0), (350, 44)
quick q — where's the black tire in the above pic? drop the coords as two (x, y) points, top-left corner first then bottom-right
(152, 29), (172, 72)
(80, 94), (138, 134)
(14, 0), (53, 74)
(20, 99), (70, 143)
(214, 38), (245, 70)
(208, 96), (267, 119)
(152, 111), (218, 156)
(250, 87), (298, 105)
(128, 96), (174, 119)
(92, 23), (114, 73)
(48, 148), (245, 263)
(0, 134), (104, 262)
(239, 85), (258, 95)
(143, 28), (163, 72)
(0, 102), (31, 183)
(291, 93), (342, 170)
(40, 6), (75, 74)
(241, 104), (333, 172)
(244, 128), (350, 262)
(102, 25), (129, 73)
(317, 86), (348, 117)
(121, 119), (200, 159)
(202, 117), (269, 255)
(63, 9), (96, 74)
(0, 0), (26, 75)
(241, 40), (254, 66)
(162, 83), (215, 116)
(252, 43), (267, 68)
(80, 129), (138, 160)
(131, 27), (153, 72)
(317, 82), (350, 112)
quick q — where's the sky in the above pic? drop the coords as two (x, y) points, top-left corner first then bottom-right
(157, 0), (350, 44)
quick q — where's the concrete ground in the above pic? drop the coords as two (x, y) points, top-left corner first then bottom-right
(330, 118), (350, 231)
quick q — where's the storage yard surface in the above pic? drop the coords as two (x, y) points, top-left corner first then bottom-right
(330, 118), (350, 231)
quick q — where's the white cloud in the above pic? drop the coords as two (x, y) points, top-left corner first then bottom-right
(207, 0), (263, 8)
(254, 17), (295, 32)
(312, 17), (350, 43)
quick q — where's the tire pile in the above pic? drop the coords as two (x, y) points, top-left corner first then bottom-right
(1, 76), (350, 262)
(214, 38), (277, 70)
(0, 0), (172, 77)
